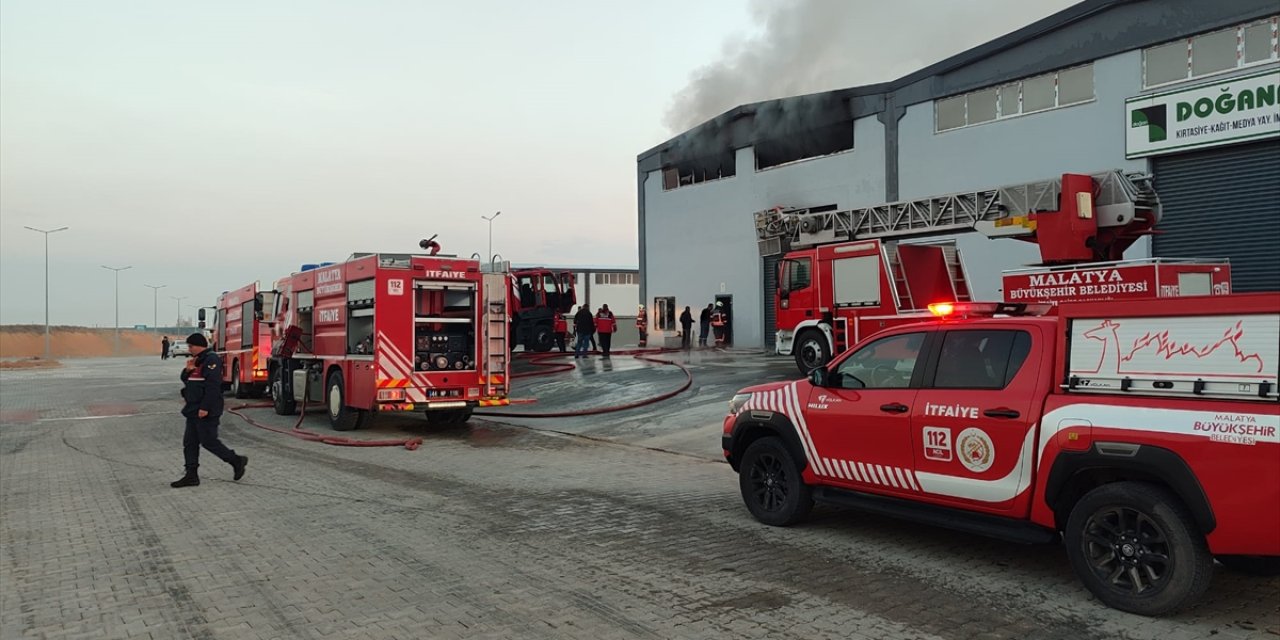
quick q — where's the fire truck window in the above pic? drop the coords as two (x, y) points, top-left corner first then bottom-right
(834, 332), (925, 390)
(788, 258), (811, 290)
(932, 330), (1031, 390)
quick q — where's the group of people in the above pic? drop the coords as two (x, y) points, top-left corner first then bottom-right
(554, 304), (618, 358)
(679, 302), (728, 349)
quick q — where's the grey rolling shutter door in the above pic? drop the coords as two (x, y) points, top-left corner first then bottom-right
(1152, 140), (1280, 292)
(762, 255), (780, 349)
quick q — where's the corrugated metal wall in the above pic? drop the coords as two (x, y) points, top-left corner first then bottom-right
(1152, 140), (1280, 293)
(762, 255), (780, 350)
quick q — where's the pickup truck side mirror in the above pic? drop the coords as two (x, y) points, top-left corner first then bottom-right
(808, 367), (828, 387)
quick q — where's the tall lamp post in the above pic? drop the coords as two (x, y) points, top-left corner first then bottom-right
(23, 225), (69, 359)
(481, 211), (501, 262)
(143, 284), (166, 332)
(101, 265), (132, 354)
(170, 296), (188, 327)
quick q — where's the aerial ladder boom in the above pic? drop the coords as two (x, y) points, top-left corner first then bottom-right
(754, 170), (1160, 265)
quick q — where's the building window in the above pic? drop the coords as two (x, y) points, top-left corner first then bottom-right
(1143, 17), (1279, 88)
(935, 64), (1094, 132)
(593, 272), (638, 286)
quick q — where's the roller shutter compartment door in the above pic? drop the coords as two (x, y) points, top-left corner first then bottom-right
(1152, 140), (1280, 292)
(762, 254), (780, 349)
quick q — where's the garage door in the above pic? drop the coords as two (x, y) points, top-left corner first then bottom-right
(762, 254), (780, 350)
(1152, 140), (1280, 292)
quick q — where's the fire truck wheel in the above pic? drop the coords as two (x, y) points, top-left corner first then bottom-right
(429, 408), (472, 426)
(794, 330), (830, 374)
(1065, 482), (1212, 616)
(530, 324), (554, 353)
(232, 362), (250, 399)
(271, 368), (297, 416)
(739, 437), (813, 527)
(1216, 555), (1280, 576)
(326, 371), (364, 431)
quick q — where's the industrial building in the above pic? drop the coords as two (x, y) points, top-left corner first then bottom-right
(637, 0), (1280, 350)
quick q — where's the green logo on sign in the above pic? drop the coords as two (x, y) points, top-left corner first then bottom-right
(1131, 105), (1167, 143)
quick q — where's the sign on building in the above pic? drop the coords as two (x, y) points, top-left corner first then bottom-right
(1126, 69), (1280, 159)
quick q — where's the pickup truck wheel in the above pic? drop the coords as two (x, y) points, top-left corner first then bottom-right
(739, 438), (813, 527)
(794, 331), (830, 374)
(1216, 555), (1280, 576)
(1065, 482), (1211, 615)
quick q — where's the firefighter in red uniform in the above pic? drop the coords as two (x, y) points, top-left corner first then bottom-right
(553, 311), (568, 353)
(171, 333), (247, 488)
(636, 305), (647, 348)
(710, 302), (727, 347)
(594, 304), (617, 358)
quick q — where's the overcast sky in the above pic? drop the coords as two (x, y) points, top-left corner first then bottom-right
(1, 0), (1076, 327)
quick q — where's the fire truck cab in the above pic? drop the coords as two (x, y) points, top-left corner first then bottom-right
(505, 267), (576, 352)
(269, 252), (509, 430)
(211, 282), (276, 399)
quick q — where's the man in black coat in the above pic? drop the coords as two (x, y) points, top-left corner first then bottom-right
(679, 306), (694, 349)
(171, 333), (247, 488)
(699, 304), (712, 347)
(573, 306), (595, 359)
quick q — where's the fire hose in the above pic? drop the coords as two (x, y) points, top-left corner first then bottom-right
(226, 347), (693, 446)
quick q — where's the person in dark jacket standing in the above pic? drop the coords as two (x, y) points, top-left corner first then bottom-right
(573, 306), (595, 358)
(679, 306), (694, 349)
(699, 304), (712, 347)
(171, 333), (246, 488)
(161, 335), (170, 360)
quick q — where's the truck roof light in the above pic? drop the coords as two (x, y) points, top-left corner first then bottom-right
(929, 301), (1052, 319)
(928, 302), (955, 317)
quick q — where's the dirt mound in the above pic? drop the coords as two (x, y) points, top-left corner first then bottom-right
(0, 326), (174, 359)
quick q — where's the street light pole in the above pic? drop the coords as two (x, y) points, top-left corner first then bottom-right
(481, 211), (501, 262)
(170, 296), (188, 327)
(144, 284), (166, 332)
(23, 225), (69, 359)
(101, 265), (132, 355)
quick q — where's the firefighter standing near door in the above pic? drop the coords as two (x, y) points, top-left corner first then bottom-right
(711, 302), (728, 347)
(595, 304), (617, 358)
(636, 304), (647, 348)
(171, 333), (247, 488)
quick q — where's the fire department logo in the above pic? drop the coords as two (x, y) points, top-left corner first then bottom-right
(956, 428), (994, 473)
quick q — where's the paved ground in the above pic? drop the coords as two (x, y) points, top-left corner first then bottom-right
(2, 355), (1277, 640)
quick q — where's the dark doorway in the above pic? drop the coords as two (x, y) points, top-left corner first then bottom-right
(714, 294), (733, 347)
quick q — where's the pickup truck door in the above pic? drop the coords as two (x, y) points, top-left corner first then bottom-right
(801, 330), (931, 495)
(910, 325), (1045, 515)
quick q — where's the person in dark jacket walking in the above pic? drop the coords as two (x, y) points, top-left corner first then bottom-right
(679, 306), (694, 349)
(699, 304), (712, 347)
(171, 333), (246, 488)
(573, 306), (595, 358)
(161, 335), (170, 360)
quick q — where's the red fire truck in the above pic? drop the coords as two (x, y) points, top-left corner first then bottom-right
(722, 293), (1280, 614)
(208, 282), (276, 399)
(268, 251), (510, 430)
(509, 267), (576, 352)
(757, 170), (1234, 373)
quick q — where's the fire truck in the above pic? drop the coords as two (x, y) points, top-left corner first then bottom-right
(207, 282), (276, 399)
(722, 293), (1280, 614)
(756, 170), (1233, 373)
(510, 267), (576, 352)
(477, 261), (577, 352)
(267, 251), (510, 430)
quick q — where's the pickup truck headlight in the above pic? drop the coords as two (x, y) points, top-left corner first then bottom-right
(728, 393), (752, 415)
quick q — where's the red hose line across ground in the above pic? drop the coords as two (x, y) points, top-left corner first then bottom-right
(226, 347), (694, 446)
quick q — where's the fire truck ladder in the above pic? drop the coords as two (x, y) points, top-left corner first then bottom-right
(481, 272), (509, 399)
(754, 170), (1158, 254)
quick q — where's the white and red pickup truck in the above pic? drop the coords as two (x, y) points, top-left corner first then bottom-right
(721, 293), (1280, 615)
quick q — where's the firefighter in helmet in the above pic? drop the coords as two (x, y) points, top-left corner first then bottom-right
(710, 301), (728, 347)
(636, 304), (647, 348)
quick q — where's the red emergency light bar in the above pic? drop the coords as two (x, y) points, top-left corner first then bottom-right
(927, 301), (1053, 319)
